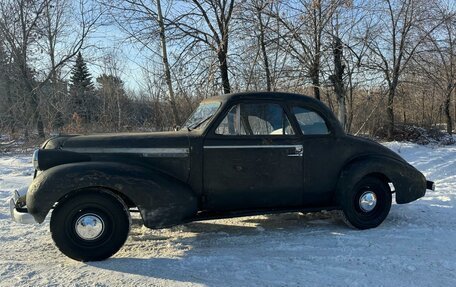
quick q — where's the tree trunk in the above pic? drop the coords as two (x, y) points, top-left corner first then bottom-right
(332, 36), (345, 130)
(156, 0), (180, 125)
(24, 71), (45, 139)
(257, 8), (271, 91)
(444, 85), (453, 135)
(218, 50), (231, 94)
(311, 61), (320, 100)
(386, 89), (395, 140)
(36, 115), (45, 138)
(311, 1), (321, 101)
(337, 95), (346, 130)
(18, 47), (45, 138)
(117, 91), (121, 131)
(454, 88), (456, 132)
(31, 90), (45, 139)
(346, 72), (354, 134)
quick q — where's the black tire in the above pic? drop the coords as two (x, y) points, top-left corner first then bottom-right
(50, 190), (131, 261)
(340, 176), (392, 230)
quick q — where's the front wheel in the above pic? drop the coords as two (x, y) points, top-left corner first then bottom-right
(340, 176), (392, 229)
(50, 190), (131, 261)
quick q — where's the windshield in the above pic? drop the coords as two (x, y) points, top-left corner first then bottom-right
(182, 101), (221, 130)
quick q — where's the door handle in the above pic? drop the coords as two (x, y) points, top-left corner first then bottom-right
(288, 146), (303, 157)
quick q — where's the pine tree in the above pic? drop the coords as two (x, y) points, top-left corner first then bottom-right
(70, 52), (93, 90)
(69, 52), (95, 122)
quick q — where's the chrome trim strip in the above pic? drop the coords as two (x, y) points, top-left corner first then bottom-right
(204, 145), (302, 149)
(64, 147), (189, 157)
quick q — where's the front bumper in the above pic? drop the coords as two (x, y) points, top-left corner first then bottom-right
(9, 186), (36, 224)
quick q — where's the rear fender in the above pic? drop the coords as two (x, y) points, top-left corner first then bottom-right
(26, 162), (198, 228)
(336, 156), (426, 205)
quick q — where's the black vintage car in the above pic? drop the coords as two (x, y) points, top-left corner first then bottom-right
(10, 92), (434, 261)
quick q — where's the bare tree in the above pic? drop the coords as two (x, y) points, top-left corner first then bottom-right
(172, 0), (236, 94)
(364, 0), (444, 139)
(0, 0), (101, 138)
(331, 35), (346, 128)
(97, 53), (127, 131)
(0, 42), (19, 134)
(325, 1), (370, 132)
(234, 0), (275, 91)
(102, 0), (181, 125)
(38, 0), (70, 133)
(156, 0), (180, 124)
(422, 4), (456, 134)
(253, 0), (272, 91)
(273, 0), (342, 100)
(0, 0), (48, 138)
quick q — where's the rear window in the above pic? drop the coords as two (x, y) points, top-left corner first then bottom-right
(291, 107), (329, 135)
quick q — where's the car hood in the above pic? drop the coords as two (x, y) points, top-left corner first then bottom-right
(43, 131), (190, 151)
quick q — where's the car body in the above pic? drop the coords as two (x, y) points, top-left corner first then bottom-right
(10, 92), (435, 261)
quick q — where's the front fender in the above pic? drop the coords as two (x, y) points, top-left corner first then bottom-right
(27, 162), (198, 228)
(336, 156), (426, 205)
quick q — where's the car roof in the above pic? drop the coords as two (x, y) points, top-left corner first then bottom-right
(204, 91), (320, 105)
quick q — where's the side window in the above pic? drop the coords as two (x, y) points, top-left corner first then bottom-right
(215, 105), (240, 135)
(292, 107), (329, 135)
(216, 103), (295, 136)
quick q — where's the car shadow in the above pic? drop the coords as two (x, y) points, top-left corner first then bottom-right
(89, 257), (201, 284)
(90, 204), (443, 286)
(240, 210), (343, 230)
(89, 211), (348, 285)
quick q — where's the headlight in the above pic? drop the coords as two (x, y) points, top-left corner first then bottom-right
(32, 149), (40, 170)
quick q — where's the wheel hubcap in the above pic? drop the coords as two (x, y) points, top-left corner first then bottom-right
(75, 213), (105, 240)
(359, 191), (377, 212)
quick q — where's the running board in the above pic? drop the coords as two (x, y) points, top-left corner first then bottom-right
(190, 206), (338, 222)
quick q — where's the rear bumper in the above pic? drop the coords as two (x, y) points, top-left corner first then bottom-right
(426, 180), (435, 191)
(10, 187), (36, 224)
(395, 171), (432, 204)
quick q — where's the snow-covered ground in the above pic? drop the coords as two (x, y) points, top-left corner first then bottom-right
(0, 142), (455, 287)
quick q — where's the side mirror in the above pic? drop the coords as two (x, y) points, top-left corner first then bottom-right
(173, 125), (180, 131)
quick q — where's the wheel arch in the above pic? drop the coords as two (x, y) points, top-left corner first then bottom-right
(54, 186), (135, 210)
(336, 155), (426, 205)
(362, 172), (392, 191)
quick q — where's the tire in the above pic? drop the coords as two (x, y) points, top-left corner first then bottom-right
(340, 176), (392, 230)
(50, 190), (131, 261)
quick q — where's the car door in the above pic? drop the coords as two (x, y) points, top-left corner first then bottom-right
(202, 101), (304, 211)
(288, 105), (340, 207)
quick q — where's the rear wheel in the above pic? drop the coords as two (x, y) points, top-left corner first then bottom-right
(50, 190), (131, 261)
(340, 176), (392, 229)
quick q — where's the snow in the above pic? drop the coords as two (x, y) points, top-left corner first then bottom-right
(0, 142), (455, 286)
